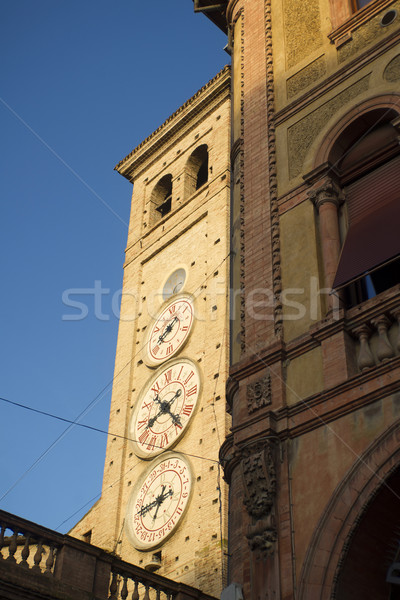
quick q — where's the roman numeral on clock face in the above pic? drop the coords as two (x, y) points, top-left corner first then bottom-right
(182, 404), (193, 416)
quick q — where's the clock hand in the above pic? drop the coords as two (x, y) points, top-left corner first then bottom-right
(146, 393), (164, 428)
(138, 486), (173, 517)
(170, 412), (183, 427)
(138, 498), (158, 516)
(152, 485), (166, 521)
(146, 389), (182, 428)
(157, 316), (179, 344)
(165, 388), (181, 408)
(152, 486), (173, 521)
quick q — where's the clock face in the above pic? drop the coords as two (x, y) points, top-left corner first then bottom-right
(162, 267), (186, 300)
(145, 295), (194, 366)
(126, 453), (192, 551)
(130, 359), (201, 458)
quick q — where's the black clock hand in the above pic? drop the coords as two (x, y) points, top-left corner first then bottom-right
(152, 487), (173, 521)
(152, 485), (166, 521)
(170, 412), (183, 427)
(138, 498), (158, 516)
(147, 389), (182, 428)
(157, 316), (179, 344)
(138, 486), (173, 517)
(146, 393), (164, 428)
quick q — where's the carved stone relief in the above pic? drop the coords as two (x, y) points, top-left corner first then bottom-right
(247, 372), (272, 414)
(240, 441), (277, 555)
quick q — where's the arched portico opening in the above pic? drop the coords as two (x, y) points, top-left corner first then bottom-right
(334, 466), (400, 599)
(298, 419), (400, 599)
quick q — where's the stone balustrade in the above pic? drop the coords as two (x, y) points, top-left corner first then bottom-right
(0, 512), (59, 573)
(347, 286), (400, 372)
(0, 509), (217, 600)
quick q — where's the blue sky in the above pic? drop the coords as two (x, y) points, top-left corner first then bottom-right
(0, 1), (228, 533)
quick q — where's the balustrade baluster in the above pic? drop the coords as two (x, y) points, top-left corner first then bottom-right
(6, 529), (18, 563)
(45, 545), (56, 574)
(110, 571), (119, 600)
(109, 571), (119, 600)
(371, 315), (394, 362)
(143, 584), (151, 600)
(32, 540), (44, 572)
(353, 324), (375, 370)
(121, 575), (129, 599)
(20, 534), (31, 568)
(155, 588), (161, 600)
(132, 580), (139, 600)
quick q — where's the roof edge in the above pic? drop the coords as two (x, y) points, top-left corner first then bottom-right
(115, 65), (230, 176)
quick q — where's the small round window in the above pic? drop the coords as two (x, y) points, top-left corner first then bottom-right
(162, 268), (186, 300)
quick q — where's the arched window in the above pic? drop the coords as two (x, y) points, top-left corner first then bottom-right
(329, 110), (400, 306)
(184, 145), (209, 198)
(150, 174), (173, 224)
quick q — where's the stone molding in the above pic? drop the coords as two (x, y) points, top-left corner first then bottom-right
(265, 0), (283, 337)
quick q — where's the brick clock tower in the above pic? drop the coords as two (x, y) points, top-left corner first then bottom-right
(196, 1), (400, 599)
(70, 67), (231, 598)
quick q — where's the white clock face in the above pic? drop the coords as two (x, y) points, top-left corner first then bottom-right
(130, 359), (201, 458)
(126, 454), (192, 551)
(145, 295), (194, 366)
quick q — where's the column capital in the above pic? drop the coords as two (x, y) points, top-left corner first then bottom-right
(308, 178), (344, 211)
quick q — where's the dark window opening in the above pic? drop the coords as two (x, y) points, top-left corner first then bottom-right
(329, 112), (400, 308)
(185, 145), (209, 198)
(156, 193), (172, 217)
(151, 174), (173, 224)
(344, 258), (400, 307)
(196, 151), (209, 189)
(82, 530), (92, 544)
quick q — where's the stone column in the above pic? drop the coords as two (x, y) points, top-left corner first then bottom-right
(308, 179), (343, 310)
